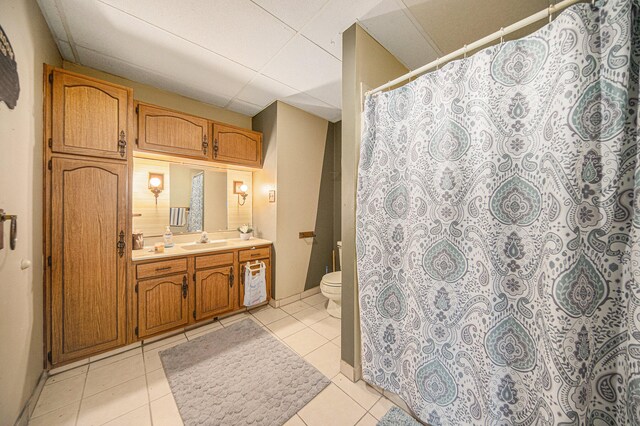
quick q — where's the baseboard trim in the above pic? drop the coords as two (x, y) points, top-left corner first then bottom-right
(271, 286), (322, 308)
(14, 370), (47, 426)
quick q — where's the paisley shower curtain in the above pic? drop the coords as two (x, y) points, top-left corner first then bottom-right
(356, 0), (640, 424)
(187, 172), (204, 232)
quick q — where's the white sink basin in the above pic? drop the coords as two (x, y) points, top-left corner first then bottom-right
(180, 240), (227, 251)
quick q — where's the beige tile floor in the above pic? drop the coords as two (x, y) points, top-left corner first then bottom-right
(29, 293), (404, 426)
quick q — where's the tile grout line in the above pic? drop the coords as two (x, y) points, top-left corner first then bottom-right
(143, 346), (155, 426)
(73, 364), (89, 426)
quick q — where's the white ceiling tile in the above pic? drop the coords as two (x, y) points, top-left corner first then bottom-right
(76, 46), (236, 108)
(226, 99), (264, 116)
(61, 0), (256, 101)
(301, 0), (382, 59)
(57, 40), (75, 61)
(251, 0), (329, 31)
(236, 74), (297, 107)
(36, 0), (69, 41)
(359, 0), (437, 69)
(99, 0), (295, 70)
(262, 35), (341, 107)
(280, 92), (341, 122)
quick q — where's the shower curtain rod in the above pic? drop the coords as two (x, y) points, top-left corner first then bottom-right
(365, 0), (589, 96)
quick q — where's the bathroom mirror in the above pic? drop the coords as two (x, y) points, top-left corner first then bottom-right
(132, 157), (252, 237)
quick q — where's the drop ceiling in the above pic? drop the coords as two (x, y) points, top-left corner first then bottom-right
(36, 0), (549, 122)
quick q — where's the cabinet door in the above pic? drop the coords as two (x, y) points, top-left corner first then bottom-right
(138, 274), (189, 338)
(52, 70), (130, 160)
(137, 103), (209, 159)
(51, 158), (128, 364)
(195, 266), (234, 320)
(212, 123), (262, 167)
(240, 259), (271, 307)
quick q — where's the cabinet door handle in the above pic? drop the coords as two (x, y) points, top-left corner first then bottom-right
(155, 266), (172, 271)
(229, 266), (234, 288)
(202, 134), (208, 155)
(182, 276), (188, 299)
(213, 138), (218, 158)
(118, 130), (127, 157)
(117, 231), (125, 257)
(250, 253), (261, 257)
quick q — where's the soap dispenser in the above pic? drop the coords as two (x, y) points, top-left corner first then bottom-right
(163, 226), (174, 248)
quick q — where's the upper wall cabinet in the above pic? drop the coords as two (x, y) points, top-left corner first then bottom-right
(51, 69), (131, 160)
(212, 123), (262, 168)
(136, 103), (210, 160)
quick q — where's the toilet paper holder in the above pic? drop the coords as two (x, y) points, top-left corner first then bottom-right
(0, 209), (17, 250)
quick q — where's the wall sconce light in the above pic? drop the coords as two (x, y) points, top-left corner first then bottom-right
(234, 181), (249, 206)
(148, 173), (164, 205)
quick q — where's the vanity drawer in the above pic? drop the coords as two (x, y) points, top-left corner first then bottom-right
(137, 258), (188, 279)
(239, 246), (270, 262)
(195, 252), (234, 270)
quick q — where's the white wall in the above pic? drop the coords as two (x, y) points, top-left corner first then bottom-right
(275, 103), (328, 299)
(0, 0), (62, 423)
(253, 102), (333, 300)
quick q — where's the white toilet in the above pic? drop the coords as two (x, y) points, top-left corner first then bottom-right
(320, 241), (342, 318)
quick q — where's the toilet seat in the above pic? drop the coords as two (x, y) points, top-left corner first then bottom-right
(322, 271), (341, 286)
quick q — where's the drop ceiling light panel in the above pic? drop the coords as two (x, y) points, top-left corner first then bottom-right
(99, 0), (296, 70)
(252, 0), (330, 31)
(262, 35), (342, 108)
(61, 0), (256, 103)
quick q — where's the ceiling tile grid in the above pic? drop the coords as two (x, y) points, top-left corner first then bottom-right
(36, 0), (547, 122)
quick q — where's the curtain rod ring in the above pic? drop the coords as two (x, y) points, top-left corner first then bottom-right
(548, 2), (553, 23)
(500, 27), (505, 45)
(464, 44), (468, 59)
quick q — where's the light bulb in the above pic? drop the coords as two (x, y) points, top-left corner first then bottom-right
(149, 177), (161, 188)
(240, 184), (248, 193)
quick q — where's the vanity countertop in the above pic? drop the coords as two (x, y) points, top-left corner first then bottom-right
(132, 238), (272, 262)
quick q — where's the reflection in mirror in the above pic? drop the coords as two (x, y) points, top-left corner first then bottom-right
(132, 157), (252, 237)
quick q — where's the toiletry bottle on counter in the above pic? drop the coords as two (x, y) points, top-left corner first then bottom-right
(164, 226), (174, 248)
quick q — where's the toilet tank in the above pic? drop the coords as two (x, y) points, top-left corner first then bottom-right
(337, 241), (342, 271)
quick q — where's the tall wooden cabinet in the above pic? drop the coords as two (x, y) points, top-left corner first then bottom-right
(50, 158), (128, 363)
(44, 65), (133, 366)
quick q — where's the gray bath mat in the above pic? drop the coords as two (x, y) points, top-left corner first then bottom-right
(378, 407), (423, 426)
(159, 319), (330, 425)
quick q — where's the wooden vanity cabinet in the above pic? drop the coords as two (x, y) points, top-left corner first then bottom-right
(136, 273), (190, 338)
(136, 103), (210, 160)
(51, 69), (131, 160)
(194, 266), (234, 320)
(194, 252), (236, 320)
(211, 123), (262, 167)
(132, 245), (271, 340)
